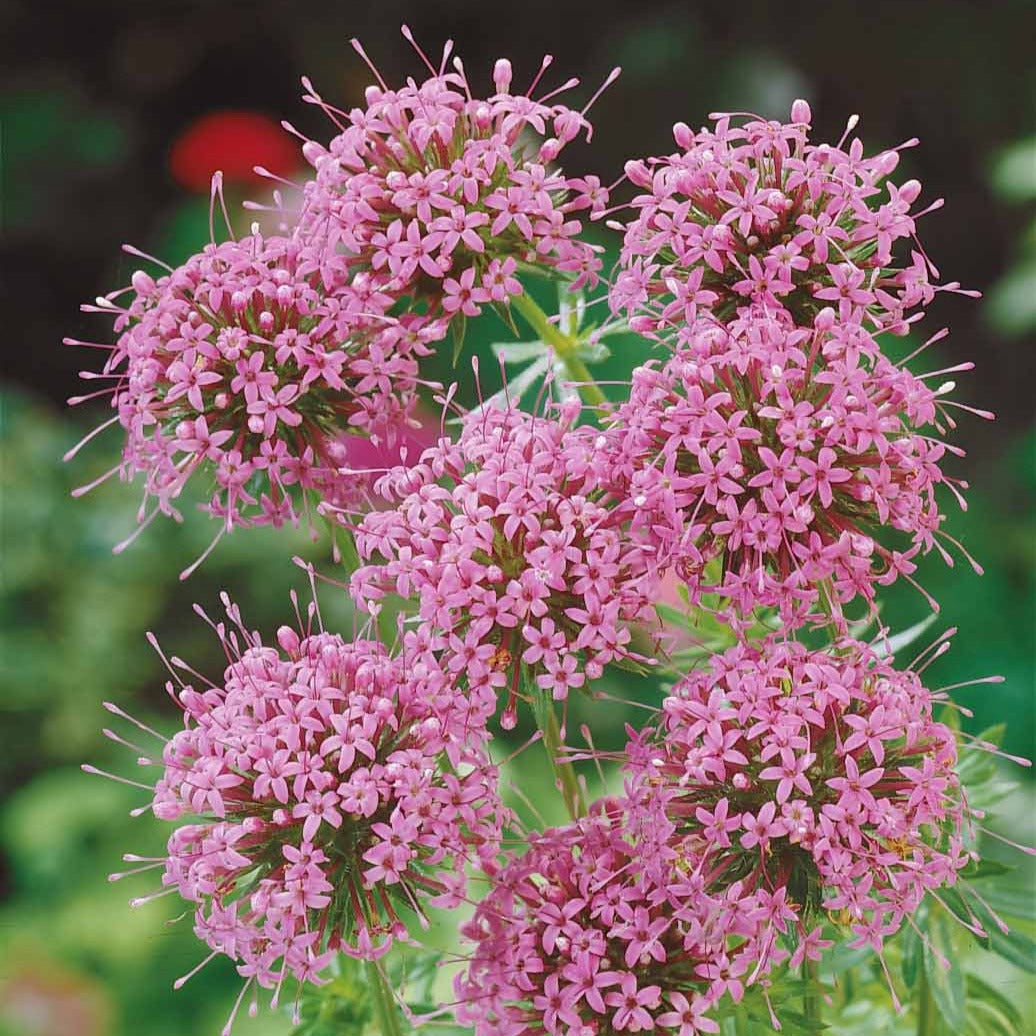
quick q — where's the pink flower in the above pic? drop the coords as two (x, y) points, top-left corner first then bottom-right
(758, 748), (815, 804)
(605, 974), (661, 1031)
(104, 599), (507, 993)
(826, 755), (884, 813)
(627, 636), (969, 951)
(657, 991), (720, 1035)
(603, 313), (976, 628)
(347, 404), (658, 726)
(740, 802), (785, 850)
(442, 266), (490, 317)
(295, 35), (613, 342)
(69, 232), (440, 545)
(612, 100), (971, 337)
(456, 801), (781, 1036)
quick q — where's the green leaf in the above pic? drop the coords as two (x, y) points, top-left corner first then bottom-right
(900, 921), (922, 989)
(576, 338), (612, 363)
(451, 314), (467, 364)
(960, 857), (1014, 880)
(943, 887), (992, 950)
(490, 339), (547, 364)
(598, 319), (631, 338)
(491, 298), (521, 336)
(966, 973), (1025, 1036)
(557, 285), (586, 336)
(956, 746), (999, 788)
(760, 1008), (830, 1033)
(873, 613), (939, 659)
(973, 723), (1007, 748)
(967, 776), (1022, 812)
(939, 703), (963, 732)
(983, 917), (1036, 973)
(972, 884), (1036, 921)
(925, 908), (967, 1032)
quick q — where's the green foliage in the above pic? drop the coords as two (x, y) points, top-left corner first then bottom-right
(292, 965), (373, 1036)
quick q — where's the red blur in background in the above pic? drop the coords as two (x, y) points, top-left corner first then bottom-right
(168, 110), (300, 192)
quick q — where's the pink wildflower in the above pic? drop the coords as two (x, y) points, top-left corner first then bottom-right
(104, 598), (506, 1009)
(345, 403), (659, 727)
(604, 313), (982, 628)
(613, 101), (975, 340)
(627, 636), (970, 951)
(294, 32), (616, 338)
(456, 798), (781, 1035)
(68, 232), (440, 543)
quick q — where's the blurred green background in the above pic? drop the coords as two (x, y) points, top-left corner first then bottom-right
(1, 2), (1034, 1034)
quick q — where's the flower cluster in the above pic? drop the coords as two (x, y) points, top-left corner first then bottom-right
(604, 312), (968, 627)
(298, 39), (612, 326)
(73, 232), (439, 537)
(457, 799), (790, 1035)
(612, 100), (971, 341)
(626, 637), (969, 952)
(72, 37), (1008, 1036)
(347, 403), (659, 727)
(139, 606), (505, 995)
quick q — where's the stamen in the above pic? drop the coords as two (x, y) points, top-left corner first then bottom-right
(81, 764), (153, 791)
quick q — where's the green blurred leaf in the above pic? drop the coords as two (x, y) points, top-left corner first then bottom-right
(973, 884), (1036, 921)
(925, 908), (966, 1032)
(901, 922), (922, 989)
(966, 973), (1025, 1036)
(490, 339), (547, 363)
(990, 138), (1036, 202)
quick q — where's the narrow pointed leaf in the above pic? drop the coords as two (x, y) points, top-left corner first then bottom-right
(925, 908), (967, 1032)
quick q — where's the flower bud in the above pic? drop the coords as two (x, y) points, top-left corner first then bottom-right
(493, 58), (512, 94)
(673, 121), (695, 149)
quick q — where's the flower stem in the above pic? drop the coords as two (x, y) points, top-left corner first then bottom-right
(733, 1006), (751, 1036)
(804, 959), (822, 1025)
(510, 292), (608, 409)
(534, 694), (585, 820)
(367, 960), (404, 1036)
(916, 961), (937, 1036)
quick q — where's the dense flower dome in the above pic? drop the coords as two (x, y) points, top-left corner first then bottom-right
(135, 607), (506, 995)
(604, 313), (974, 627)
(295, 38), (612, 328)
(612, 100), (973, 341)
(70, 231), (440, 541)
(626, 636), (970, 952)
(345, 402), (660, 727)
(456, 798), (791, 1036)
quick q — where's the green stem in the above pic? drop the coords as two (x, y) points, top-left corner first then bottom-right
(816, 577), (848, 649)
(917, 961), (937, 1036)
(733, 1005), (751, 1036)
(804, 959), (822, 1025)
(367, 960), (405, 1036)
(538, 700), (585, 820)
(338, 527), (397, 646)
(511, 292), (608, 408)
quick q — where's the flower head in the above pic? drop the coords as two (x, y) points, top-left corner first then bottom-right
(346, 403), (659, 727)
(297, 34), (614, 331)
(605, 314), (977, 627)
(456, 799), (784, 1035)
(108, 600), (505, 1001)
(613, 101), (973, 340)
(69, 232), (440, 544)
(628, 636), (969, 951)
